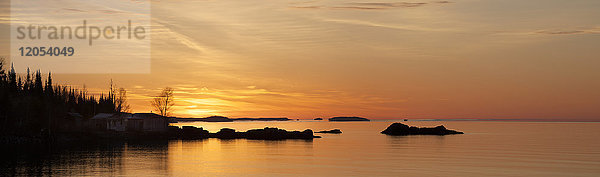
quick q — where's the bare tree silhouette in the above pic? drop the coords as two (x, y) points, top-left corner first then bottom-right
(152, 87), (174, 117)
(116, 88), (131, 113)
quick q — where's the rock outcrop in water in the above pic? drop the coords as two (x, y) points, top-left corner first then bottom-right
(381, 123), (463, 136)
(217, 127), (318, 140)
(328, 117), (370, 122)
(177, 126), (210, 139)
(315, 129), (342, 134)
(171, 126), (320, 140)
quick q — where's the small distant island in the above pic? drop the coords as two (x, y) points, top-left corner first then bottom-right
(174, 116), (291, 122)
(314, 118), (323, 120)
(315, 129), (342, 134)
(328, 117), (370, 122)
(381, 123), (464, 136)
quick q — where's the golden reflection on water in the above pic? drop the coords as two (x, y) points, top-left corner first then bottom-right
(163, 121), (600, 176)
(3, 121), (600, 176)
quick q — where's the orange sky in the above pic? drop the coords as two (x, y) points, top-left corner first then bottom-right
(1, 0), (599, 120)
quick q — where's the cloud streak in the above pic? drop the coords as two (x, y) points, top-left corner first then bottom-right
(320, 18), (457, 32)
(494, 27), (600, 36)
(291, 1), (452, 10)
(535, 28), (600, 35)
(335, 2), (428, 9)
(152, 18), (208, 54)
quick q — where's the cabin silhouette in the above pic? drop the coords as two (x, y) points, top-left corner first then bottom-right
(91, 113), (169, 132)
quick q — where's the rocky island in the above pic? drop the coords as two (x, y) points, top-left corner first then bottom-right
(328, 117), (370, 122)
(381, 123), (464, 136)
(174, 126), (320, 140)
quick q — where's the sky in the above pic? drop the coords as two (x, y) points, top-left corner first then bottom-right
(1, 0), (599, 120)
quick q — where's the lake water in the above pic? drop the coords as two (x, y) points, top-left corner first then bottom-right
(2, 121), (600, 176)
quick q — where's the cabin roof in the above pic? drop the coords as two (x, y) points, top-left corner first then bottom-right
(132, 113), (167, 119)
(91, 113), (133, 120)
(91, 113), (114, 119)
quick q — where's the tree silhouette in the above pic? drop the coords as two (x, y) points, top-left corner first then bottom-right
(0, 58), (120, 136)
(116, 88), (131, 113)
(8, 63), (16, 90)
(152, 87), (174, 117)
(0, 58), (5, 83)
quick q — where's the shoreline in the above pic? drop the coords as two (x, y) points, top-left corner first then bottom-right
(0, 126), (319, 145)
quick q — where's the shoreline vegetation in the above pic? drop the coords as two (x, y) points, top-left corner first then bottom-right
(0, 59), (128, 144)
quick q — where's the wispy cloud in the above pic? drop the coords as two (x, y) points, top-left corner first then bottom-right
(534, 28), (600, 35)
(494, 27), (600, 36)
(320, 18), (457, 32)
(291, 6), (322, 9)
(61, 8), (87, 12)
(334, 2), (428, 10)
(152, 18), (207, 54)
(59, 8), (125, 14)
(291, 1), (452, 10)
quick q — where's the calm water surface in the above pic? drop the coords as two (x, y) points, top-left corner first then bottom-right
(2, 121), (600, 176)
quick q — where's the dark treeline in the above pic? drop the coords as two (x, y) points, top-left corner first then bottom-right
(0, 58), (118, 137)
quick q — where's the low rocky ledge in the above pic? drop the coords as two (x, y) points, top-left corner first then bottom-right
(173, 126), (320, 140)
(315, 129), (342, 134)
(381, 123), (464, 136)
